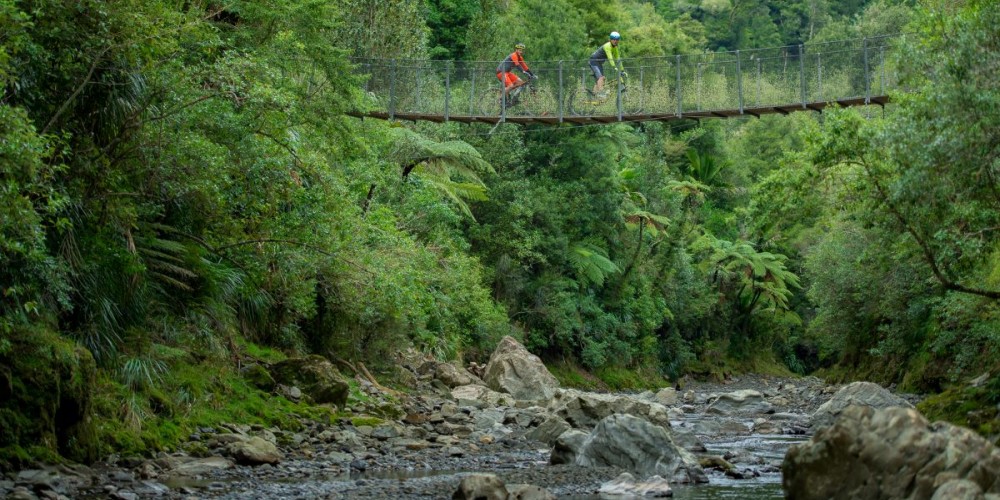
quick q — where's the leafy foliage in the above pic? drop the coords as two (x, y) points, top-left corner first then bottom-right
(4, 0), (1000, 464)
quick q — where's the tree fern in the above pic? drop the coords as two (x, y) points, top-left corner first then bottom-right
(568, 242), (620, 287)
(695, 233), (801, 330)
(683, 149), (725, 186)
(389, 127), (494, 219)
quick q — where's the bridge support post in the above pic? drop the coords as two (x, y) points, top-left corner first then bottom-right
(756, 58), (762, 107)
(558, 61), (564, 124)
(469, 69), (476, 116)
(800, 44), (806, 109)
(617, 66), (623, 121)
(389, 59), (396, 120)
(736, 50), (743, 115)
(676, 55), (682, 118)
(879, 41), (887, 96)
(863, 37), (870, 105)
(817, 53), (823, 101)
(444, 61), (451, 122)
(696, 62), (702, 111)
(500, 77), (507, 123)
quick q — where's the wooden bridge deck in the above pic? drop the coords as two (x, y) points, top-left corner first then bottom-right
(350, 96), (889, 125)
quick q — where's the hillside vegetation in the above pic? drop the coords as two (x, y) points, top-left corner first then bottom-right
(1, 0), (997, 465)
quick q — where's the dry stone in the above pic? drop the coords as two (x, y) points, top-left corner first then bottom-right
(570, 414), (707, 484)
(811, 381), (911, 429)
(483, 336), (559, 401)
(783, 406), (1000, 500)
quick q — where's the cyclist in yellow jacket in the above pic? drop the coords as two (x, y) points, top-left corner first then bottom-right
(589, 31), (626, 98)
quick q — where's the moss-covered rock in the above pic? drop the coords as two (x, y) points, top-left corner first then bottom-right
(0, 327), (98, 468)
(241, 364), (276, 391)
(270, 355), (349, 407)
(917, 370), (1000, 445)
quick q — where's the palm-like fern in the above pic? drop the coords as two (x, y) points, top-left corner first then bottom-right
(390, 127), (495, 219)
(134, 225), (198, 292)
(682, 149), (725, 186)
(568, 242), (620, 287)
(695, 234), (801, 333)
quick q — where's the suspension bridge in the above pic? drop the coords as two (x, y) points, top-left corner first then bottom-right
(349, 35), (902, 125)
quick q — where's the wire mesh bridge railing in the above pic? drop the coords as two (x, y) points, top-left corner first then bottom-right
(349, 35), (904, 125)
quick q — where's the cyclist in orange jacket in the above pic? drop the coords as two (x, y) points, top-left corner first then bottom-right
(496, 42), (535, 104)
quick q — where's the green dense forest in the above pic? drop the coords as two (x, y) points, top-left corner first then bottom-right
(1, 0), (998, 466)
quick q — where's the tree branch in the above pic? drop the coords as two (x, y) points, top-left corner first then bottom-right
(859, 159), (1000, 300)
(42, 46), (111, 135)
(214, 238), (335, 257)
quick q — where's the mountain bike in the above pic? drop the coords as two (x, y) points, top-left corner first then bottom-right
(567, 71), (643, 116)
(479, 76), (550, 117)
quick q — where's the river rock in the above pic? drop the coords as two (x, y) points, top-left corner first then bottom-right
(570, 414), (707, 484)
(549, 429), (590, 465)
(154, 456), (234, 476)
(810, 381), (911, 429)
(229, 436), (283, 465)
(783, 406), (1000, 499)
(270, 355), (349, 407)
(506, 483), (556, 499)
(483, 336), (560, 401)
(655, 387), (679, 406)
(599, 472), (673, 497)
(419, 360), (484, 388)
(526, 416), (572, 446)
(453, 473), (507, 499)
(451, 384), (515, 408)
(548, 389), (671, 430)
(705, 389), (774, 416)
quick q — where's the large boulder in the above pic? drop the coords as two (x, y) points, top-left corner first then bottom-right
(811, 381), (912, 429)
(705, 389), (774, 416)
(483, 336), (559, 401)
(568, 414), (707, 484)
(452, 473), (508, 500)
(416, 359), (484, 388)
(525, 416), (572, 446)
(599, 473), (673, 497)
(451, 384), (514, 408)
(549, 429), (589, 466)
(228, 436), (283, 466)
(269, 355), (349, 407)
(0, 329), (99, 466)
(548, 389), (672, 430)
(783, 406), (1000, 500)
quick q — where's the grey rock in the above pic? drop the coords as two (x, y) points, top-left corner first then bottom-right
(705, 390), (774, 416)
(573, 414), (706, 484)
(784, 406), (1000, 500)
(452, 473), (507, 500)
(549, 429), (589, 465)
(811, 381), (912, 429)
(483, 336), (560, 401)
(599, 472), (673, 497)
(932, 479), (985, 500)
(228, 436), (283, 465)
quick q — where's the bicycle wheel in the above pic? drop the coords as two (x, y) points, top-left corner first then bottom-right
(513, 88), (556, 117)
(622, 88), (644, 115)
(479, 88), (504, 116)
(568, 86), (599, 116)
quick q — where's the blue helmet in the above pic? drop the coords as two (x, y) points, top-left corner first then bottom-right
(610, 31), (621, 40)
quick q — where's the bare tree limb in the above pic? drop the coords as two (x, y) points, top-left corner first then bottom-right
(42, 47), (111, 135)
(858, 159), (1000, 300)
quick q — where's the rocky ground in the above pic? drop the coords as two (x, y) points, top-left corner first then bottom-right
(4, 340), (938, 500)
(2, 375), (839, 499)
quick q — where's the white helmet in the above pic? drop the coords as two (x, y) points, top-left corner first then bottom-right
(610, 31), (621, 40)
